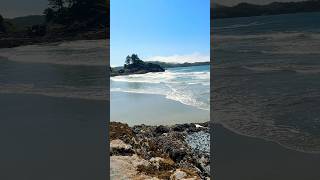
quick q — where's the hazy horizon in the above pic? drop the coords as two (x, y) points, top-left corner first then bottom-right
(0, 0), (47, 18)
(214, 0), (305, 6)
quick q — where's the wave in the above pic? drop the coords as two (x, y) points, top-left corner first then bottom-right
(213, 87), (320, 153)
(111, 71), (210, 85)
(242, 64), (320, 74)
(111, 67), (210, 111)
(0, 83), (108, 101)
(0, 40), (109, 66)
(217, 121), (320, 154)
(111, 86), (210, 111)
(215, 32), (320, 41)
(214, 22), (266, 30)
(215, 32), (320, 55)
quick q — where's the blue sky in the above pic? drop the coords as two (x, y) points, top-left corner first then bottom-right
(111, 0), (210, 66)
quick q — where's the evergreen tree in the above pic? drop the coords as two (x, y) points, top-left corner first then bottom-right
(125, 55), (131, 65)
(131, 54), (140, 64)
(48, 0), (65, 11)
(0, 14), (6, 33)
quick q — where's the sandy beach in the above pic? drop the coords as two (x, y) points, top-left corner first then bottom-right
(0, 94), (108, 179)
(111, 92), (209, 126)
(214, 124), (320, 180)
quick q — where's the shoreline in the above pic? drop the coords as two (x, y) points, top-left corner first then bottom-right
(110, 121), (210, 179)
(111, 91), (209, 126)
(0, 30), (107, 49)
(217, 122), (320, 154)
(214, 124), (320, 179)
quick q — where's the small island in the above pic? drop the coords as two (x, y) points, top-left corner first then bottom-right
(110, 54), (165, 76)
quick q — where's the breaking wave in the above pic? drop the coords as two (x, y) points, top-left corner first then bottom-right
(111, 66), (210, 111)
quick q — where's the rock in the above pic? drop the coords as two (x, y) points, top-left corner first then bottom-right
(110, 139), (134, 155)
(109, 122), (135, 144)
(195, 124), (204, 128)
(109, 122), (210, 179)
(172, 124), (187, 132)
(173, 124), (194, 132)
(198, 156), (210, 175)
(155, 125), (170, 134)
(113, 60), (165, 77)
(110, 155), (156, 179)
(170, 169), (187, 180)
(185, 131), (210, 154)
(170, 169), (200, 180)
(149, 157), (175, 170)
(169, 148), (187, 162)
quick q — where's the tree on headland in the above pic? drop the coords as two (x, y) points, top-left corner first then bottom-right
(0, 14), (6, 33)
(44, 0), (107, 29)
(131, 54), (141, 64)
(48, 0), (65, 11)
(124, 54), (143, 66)
(125, 55), (131, 65)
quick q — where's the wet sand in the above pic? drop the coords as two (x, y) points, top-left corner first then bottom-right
(111, 92), (209, 126)
(213, 124), (320, 180)
(0, 94), (107, 180)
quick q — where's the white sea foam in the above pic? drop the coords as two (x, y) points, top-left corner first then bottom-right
(0, 83), (108, 100)
(111, 67), (210, 111)
(0, 40), (109, 66)
(215, 32), (320, 55)
(214, 22), (266, 30)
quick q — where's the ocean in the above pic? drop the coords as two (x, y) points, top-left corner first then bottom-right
(110, 65), (210, 125)
(213, 12), (320, 153)
(0, 40), (108, 179)
(0, 40), (109, 100)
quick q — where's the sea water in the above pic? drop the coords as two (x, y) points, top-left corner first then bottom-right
(213, 12), (320, 153)
(0, 40), (108, 179)
(111, 65), (210, 111)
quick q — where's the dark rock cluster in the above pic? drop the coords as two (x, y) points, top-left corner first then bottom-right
(110, 122), (210, 179)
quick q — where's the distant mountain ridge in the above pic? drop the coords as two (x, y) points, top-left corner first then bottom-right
(147, 61), (210, 68)
(6, 15), (45, 30)
(212, 0), (320, 19)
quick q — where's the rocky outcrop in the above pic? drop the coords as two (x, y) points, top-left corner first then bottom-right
(109, 122), (210, 179)
(111, 62), (165, 77)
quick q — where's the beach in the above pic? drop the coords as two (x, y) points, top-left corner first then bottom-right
(110, 65), (210, 126)
(111, 92), (209, 126)
(110, 65), (211, 179)
(214, 124), (320, 180)
(0, 94), (108, 179)
(212, 12), (320, 179)
(0, 40), (109, 179)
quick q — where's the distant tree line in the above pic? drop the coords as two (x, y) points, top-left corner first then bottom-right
(0, 0), (108, 36)
(44, 0), (107, 29)
(0, 14), (5, 33)
(0, 14), (15, 34)
(213, 0), (320, 19)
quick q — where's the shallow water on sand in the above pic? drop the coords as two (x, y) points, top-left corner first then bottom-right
(0, 40), (108, 179)
(111, 92), (209, 126)
(213, 12), (320, 153)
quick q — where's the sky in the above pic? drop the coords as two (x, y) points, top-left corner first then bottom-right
(111, 0), (210, 66)
(215, 0), (304, 6)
